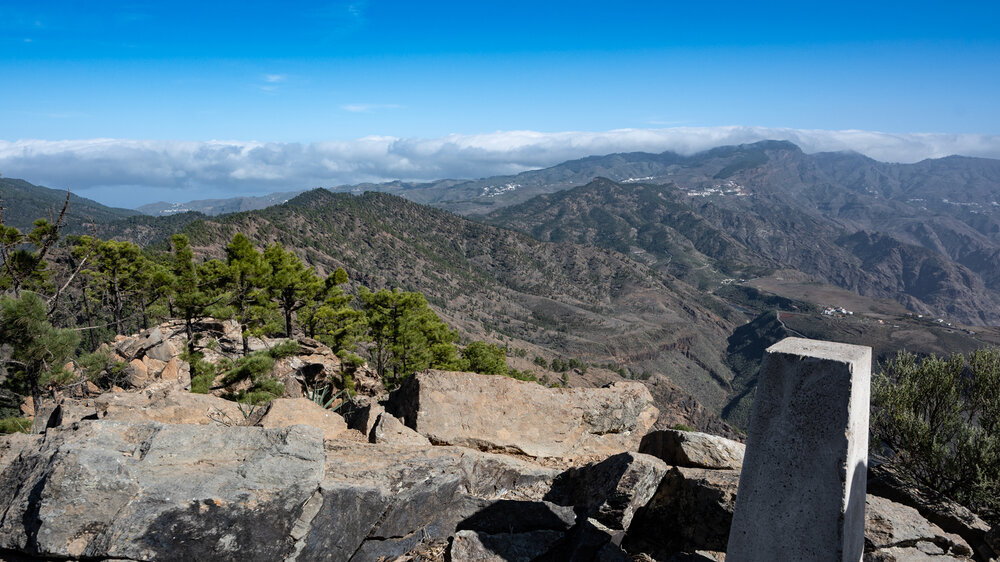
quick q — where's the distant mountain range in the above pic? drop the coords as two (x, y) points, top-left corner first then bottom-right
(0, 177), (140, 232)
(136, 190), (305, 216)
(5, 140), (1000, 429)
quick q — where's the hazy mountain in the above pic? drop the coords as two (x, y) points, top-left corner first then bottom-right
(484, 142), (1000, 325)
(137, 190), (306, 216)
(0, 177), (141, 232)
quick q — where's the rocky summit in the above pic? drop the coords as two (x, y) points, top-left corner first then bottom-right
(1, 329), (995, 561)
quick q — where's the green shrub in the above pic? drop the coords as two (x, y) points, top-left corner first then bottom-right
(872, 349), (1000, 521)
(182, 351), (218, 394)
(78, 349), (128, 389)
(341, 374), (357, 397)
(461, 341), (508, 376)
(672, 423), (697, 432)
(506, 368), (539, 383)
(266, 340), (300, 359)
(0, 417), (31, 434)
(220, 353), (275, 387)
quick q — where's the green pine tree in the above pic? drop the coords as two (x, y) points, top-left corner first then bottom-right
(0, 292), (80, 412)
(263, 243), (322, 337)
(225, 233), (271, 355)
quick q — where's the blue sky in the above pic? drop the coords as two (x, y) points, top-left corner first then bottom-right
(2, 0), (999, 206)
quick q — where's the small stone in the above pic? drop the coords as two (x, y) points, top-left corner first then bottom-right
(160, 357), (180, 382)
(19, 396), (34, 417)
(126, 358), (148, 388)
(370, 413), (429, 446)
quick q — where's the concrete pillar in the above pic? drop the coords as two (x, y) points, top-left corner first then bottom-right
(727, 337), (871, 562)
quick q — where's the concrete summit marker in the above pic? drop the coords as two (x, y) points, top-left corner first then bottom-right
(727, 337), (871, 562)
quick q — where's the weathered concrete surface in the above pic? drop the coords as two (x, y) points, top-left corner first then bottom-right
(386, 370), (658, 459)
(639, 429), (745, 470)
(727, 337), (872, 562)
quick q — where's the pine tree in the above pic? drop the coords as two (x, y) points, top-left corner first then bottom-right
(263, 243), (322, 337)
(225, 234), (271, 355)
(80, 239), (158, 336)
(307, 268), (367, 353)
(0, 292), (80, 413)
(461, 341), (509, 376)
(359, 287), (459, 385)
(169, 234), (224, 353)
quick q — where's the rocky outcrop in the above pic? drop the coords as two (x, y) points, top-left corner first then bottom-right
(246, 397), (350, 440)
(865, 495), (973, 560)
(868, 463), (994, 560)
(386, 370), (658, 459)
(369, 412), (429, 446)
(639, 429), (745, 470)
(0, 421), (325, 560)
(94, 382), (243, 425)
(624, 466), (740, 557)
(0, 354), (989, 561)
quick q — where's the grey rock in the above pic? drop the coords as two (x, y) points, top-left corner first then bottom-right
(546, 452), (667, 531)
(534, 517), (629, 561)
(450, 529), (564, 561)
(94, 383), (243, 425)
(293, 440), (562, 561)
(387, 370), (658, 459)
(866, 495), (973, 559)
(864, 546), (970, 561)
(640, 429), (745, 470)
(0, 421), (325, 560)
(370, 412), (430, 446)
(623, 466), (739, 557)
(868, 463), (993, 559)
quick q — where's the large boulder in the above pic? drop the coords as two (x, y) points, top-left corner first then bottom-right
(623, 466), (739, 557)
(868, 463), (994, 559)
(865, 495), (973, 560)
(546, 452), (668, 531)
(246, 397), (349, 440)
(386, 370), (658, 459)
(94, 383), (243, 425)
(639, 429), (745, 470)
(0, 421), (325, 560)
(294, 440), (564, 560)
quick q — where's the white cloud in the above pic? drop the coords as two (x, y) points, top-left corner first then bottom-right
(2, 126), (999, 207)
(263, 74), (286, 83)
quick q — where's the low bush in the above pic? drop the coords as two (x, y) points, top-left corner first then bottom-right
(871, 349), (1000, 522)
(0, 416), (31, 434)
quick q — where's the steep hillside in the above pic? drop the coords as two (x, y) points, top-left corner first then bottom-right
(0, 177), (140, 232)
(165, 189), (744, 413)
(483, 142), (1000, 325)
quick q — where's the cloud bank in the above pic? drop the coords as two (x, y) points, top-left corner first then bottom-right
(2, 126), (999, 207)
